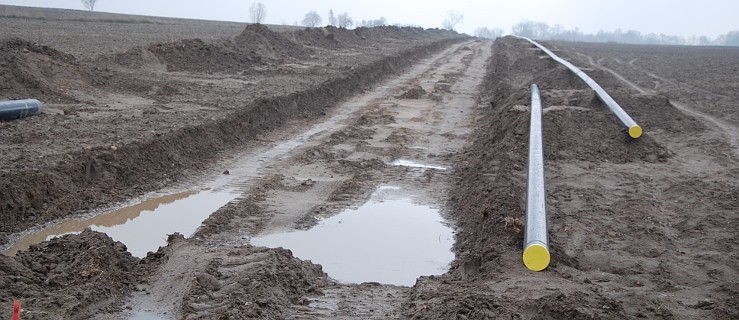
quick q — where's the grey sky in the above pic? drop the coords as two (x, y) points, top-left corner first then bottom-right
(1, 0), (737, 38)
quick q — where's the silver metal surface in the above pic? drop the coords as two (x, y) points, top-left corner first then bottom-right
(525, 84), (548, 251)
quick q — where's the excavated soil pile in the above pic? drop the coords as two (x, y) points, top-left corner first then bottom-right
(0, 38), (87, 102)
(290, 28), (341, 49)
(291, 26), (453, 49)
(182, 246), (328, 319)
(234, 23), (313, 60)
(405, 36), (738, 319)
(102, 46), (168, 71)
(110, 24), (311, 73)
(147, 38), (260, 73)
(321, 26), (365, 47)
(0, 230), (140, 319)
(398, 83), (427, 99)
(354, 26), (424, 41)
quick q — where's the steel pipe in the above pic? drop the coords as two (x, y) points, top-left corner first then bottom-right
(0, 99), (43, 120)
(516, 36), (642, 138)
(523, 84), (550, 271)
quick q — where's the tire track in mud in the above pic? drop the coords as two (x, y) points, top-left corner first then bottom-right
(279, 41), (491, 319)
(107, 40), (492, 319)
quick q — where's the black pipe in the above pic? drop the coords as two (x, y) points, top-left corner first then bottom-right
(0, 99), (43, 120)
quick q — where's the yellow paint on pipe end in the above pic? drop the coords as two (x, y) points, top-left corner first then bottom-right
(628, 125), (643, 139)
(523, 243), (550, 271)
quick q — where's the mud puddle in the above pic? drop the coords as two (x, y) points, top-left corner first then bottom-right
(250, 186), (454, 286)
(129, 310), (168, 320)
(392, 159), (448, 171)
(3, 189), (239, 257)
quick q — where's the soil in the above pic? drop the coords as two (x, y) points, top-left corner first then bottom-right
(1, 5), (738, 320)
(0, 230), (141, 319)
(404, 37), (738, 319)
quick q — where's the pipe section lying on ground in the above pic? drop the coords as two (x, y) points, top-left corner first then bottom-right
(0, 99), (43, 120)
(516, 36), (642, 138)
(523, 84), (550, 272)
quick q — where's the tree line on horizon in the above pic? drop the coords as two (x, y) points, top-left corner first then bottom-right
(477, 20), (739, 47)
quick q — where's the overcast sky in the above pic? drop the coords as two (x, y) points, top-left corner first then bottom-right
(1, 0), (737, 38)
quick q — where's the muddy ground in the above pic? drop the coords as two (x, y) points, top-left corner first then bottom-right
(401, 37), (738, 319)
(2, 5), (738, 320)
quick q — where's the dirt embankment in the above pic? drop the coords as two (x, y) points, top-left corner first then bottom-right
(404, 37), (738, 319)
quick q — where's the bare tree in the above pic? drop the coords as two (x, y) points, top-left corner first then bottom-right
(511, 21), (550, 39)
(359, 17), (387, 28)
(474, 27), (504, 39)
(81, 0), (98, 11)
(328, 9), (337, 26)
(442, 10), (463, 31)
(249, 2), (266, 24)
(337, 12), (353, 28)
(302, 11), (322, 27)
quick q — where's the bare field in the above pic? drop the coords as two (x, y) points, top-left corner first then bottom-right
(1, 4), (738, 320)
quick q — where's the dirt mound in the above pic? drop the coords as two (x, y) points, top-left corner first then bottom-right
(612, 91), (705, 134)
(398, 83), (427, 99)
(289, 26), (460, 49)
(356, 26), (453, 42)
(182, 246), (327, 319)
(0, 38), (87, 102)
(354, 26), (400, 40)
(147, 38), (261, 73)
(1, 230), (140, 318)
(326, 26), (365, 45)
(101, 47), (167, 71)
(542, 104), (672, 163)
(234, 23), (312, 60)
(106, 25), (312, 73)
(290, 27), (341, 49)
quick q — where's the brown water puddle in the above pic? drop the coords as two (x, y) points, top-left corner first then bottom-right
(4, 189), (238, 257)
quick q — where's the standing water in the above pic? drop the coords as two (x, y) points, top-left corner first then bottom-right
(3, 189), (238, 257)
(250, 186), (455, 286)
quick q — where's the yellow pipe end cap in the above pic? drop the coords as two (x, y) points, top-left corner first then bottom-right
(628, 125), (643, 139)
(523, 244), (551, 271)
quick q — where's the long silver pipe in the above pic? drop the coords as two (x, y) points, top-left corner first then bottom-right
(516, 36), (643, 138)
(523, 84), (550, 271)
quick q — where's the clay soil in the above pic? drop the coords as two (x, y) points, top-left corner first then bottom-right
(1, 5), (738, 320)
